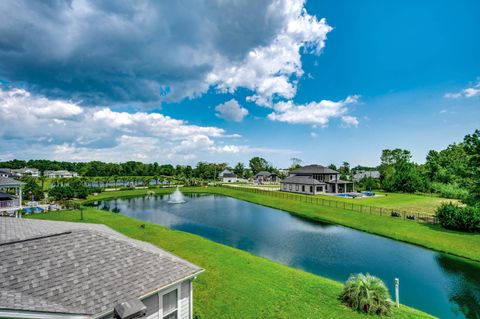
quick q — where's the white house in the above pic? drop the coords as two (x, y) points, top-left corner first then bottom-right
(44, 170), (79, 178)
(353, 170), (381, 182)
(0, 217), (204, 319)
(0, 176), (23, 217)
(12, 167), (39, 177)
(218, 169), (237, 183)
(280, 164), (354, 195)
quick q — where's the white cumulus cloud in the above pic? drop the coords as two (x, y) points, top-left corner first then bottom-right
(267, 95), (359, 126)
(215, 99), (249, 122)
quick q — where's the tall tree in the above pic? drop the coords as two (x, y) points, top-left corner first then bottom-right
(249, 157), (270, 175)
(463, 129), (480, 205)
(233, 162), (245, 178)
(289, 157), (303, 170)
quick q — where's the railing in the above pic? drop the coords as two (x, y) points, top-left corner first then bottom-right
(0, 199), (20, 208)
(220, 185), (438, 225)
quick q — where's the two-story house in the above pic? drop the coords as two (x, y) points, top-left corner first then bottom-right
(280, 164), (354, 195)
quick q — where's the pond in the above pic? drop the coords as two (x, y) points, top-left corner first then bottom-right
(97, 193), (480, 319)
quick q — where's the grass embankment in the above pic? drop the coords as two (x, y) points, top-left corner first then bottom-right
(311, 191), (458, 215)
(28, 209), (433, 319)
(82, 187), (480, 261)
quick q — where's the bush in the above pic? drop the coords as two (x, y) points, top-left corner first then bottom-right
(436, 203), (480, 232)
(340, 273), (392, 316)
(430, 182), (469, 200)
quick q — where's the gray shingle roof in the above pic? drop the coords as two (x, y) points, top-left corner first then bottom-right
(0, 218), (203, 317)
(253, 171), (275, 178)
(281, 175), (325, 185)
(0, 176), (24, 187)
(290, 164), (338, 174)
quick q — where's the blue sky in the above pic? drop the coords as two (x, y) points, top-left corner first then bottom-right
(0, 0), (479, 167)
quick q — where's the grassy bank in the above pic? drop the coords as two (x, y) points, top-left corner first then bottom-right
(27, 209), (433, 319)
(231, 185), (457, 215)
(81, 186), (480, 261)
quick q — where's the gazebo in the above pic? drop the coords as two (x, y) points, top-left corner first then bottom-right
(0, 176), (24, 217)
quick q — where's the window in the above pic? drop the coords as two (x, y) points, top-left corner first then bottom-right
(289, 184), (292, 190)
(295, 185), (299, 191)
(316, 186), (322, 192)
(330, 175), (333, 181)
(310, 186), (313, 193)
(162, 289), (178, 319)
(302, 185), (305, 192)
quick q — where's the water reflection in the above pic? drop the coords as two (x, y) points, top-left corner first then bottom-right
(100, 194), (480, 319)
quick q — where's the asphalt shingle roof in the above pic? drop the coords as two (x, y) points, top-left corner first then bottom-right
(0, 176), (24, 187)
(281, 175), (325, 185)
(289, 165), (339, 175)
(0, 218), (203, 317)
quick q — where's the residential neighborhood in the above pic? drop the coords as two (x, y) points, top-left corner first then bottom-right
(0, 1), (479, 319)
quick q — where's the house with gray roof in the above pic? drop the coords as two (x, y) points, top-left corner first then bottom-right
(0, 217), (203, 319)
(0, 176), (23, 216)
(253, 171), (277, 184)
(280, 164), (354, 195)
(218, 169), (237, 183)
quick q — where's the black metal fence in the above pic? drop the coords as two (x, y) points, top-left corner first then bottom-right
(220, 185), (438, 224)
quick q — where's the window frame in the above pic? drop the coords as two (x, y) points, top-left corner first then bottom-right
(160, 284), (182, 319)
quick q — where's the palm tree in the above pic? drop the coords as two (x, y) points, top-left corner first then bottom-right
(341, 273), (392, 316)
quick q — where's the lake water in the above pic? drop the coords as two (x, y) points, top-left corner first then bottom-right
(98, 193), (480, 319)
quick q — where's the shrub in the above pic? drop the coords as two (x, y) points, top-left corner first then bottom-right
(436, 203), (480, 232)
(340, 273), (392, 316)
(430, 182), (469, 200)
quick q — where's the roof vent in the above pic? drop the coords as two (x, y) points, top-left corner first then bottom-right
(114, 298), (147, 319)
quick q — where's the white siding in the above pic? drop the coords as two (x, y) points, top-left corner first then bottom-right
(180, 280), (191, 319)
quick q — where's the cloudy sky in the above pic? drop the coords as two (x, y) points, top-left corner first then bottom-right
(0, 0), (479, 167)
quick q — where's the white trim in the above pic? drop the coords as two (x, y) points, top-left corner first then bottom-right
(160, 284), (180, 319)
(189, 280), (193, 319)
(0, 309), (89, 319)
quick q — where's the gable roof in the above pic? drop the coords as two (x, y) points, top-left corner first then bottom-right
(0, 218), (203, 317)
(0, 176), (24, 187)
(253, 171), (276, 178)
(290, 164), (338, 175)
(219, 169), (236, 178)
(281, 175), (325, 185)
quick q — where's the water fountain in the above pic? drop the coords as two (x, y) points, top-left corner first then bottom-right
(167, 186), (186, 204)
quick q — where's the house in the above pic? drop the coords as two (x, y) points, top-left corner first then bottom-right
(15, 167), (40, 177)
(253, 171), (277, 184)
(353, 170), (381, 182)
(0, 217), (204, 319)
(0, 168), (21, 178)
(44, 170), (79, 178)
(280, 164), (354, 195)
(218, 169), (237, 183)
(0, 176), (23, 216)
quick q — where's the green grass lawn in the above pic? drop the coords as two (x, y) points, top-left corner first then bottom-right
(27, 209), (433, 319)
(311, 191), (458, 215)
(82, 187), (480, 261)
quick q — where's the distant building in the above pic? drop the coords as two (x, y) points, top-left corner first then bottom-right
(353, 170), (381, 182)
(280, 164), (354, 195)
(11, 168), (39, 177)
(44, 170), (79, 178)
(0, 217), (203, 319)
(0, 176), (23, 216)
(253, 171), (277, 184)
(0, 169), (15, 178)
(218, 169), (237, 183)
